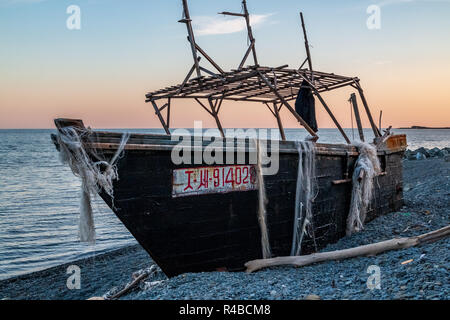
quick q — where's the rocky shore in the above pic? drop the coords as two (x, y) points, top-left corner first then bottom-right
(403, 147), (450, 161)
(0, 158), (448, 300)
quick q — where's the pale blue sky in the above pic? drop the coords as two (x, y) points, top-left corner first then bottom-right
(1, 0), (449, 128)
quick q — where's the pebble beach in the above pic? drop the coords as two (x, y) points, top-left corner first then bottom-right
(1, 157), (448, 300)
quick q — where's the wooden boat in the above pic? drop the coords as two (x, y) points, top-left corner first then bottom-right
(51, 1), (407, 277)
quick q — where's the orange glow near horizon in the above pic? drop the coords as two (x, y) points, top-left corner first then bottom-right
(1, 1), (449, 129)
(1, 68), (449, 129)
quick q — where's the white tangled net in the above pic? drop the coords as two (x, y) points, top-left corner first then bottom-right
(255, 139), (272, 259)
(291, 141), (318, 256)
(56, 127), (130, 243)
(346, 141), (381, 236)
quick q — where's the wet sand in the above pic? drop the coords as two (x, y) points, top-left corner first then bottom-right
(1, 158), (448, 300)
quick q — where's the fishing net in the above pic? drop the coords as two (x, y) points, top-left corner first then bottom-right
(56, 127), (130, 243)
(346, 141), (381, 236)
(291, 141), (318, 256)
(255, 139), (271, 259)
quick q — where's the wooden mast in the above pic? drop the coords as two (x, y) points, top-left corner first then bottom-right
(220, 0), (259, 69)
(300, 12), (313, 82)
(180, 0), (201, 78)
(349, 93), (365, 142)
(243, 0), (258, 67)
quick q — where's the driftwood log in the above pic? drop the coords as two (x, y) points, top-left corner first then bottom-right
(245, 225), (450, 273)
(107, 265), (157, 300)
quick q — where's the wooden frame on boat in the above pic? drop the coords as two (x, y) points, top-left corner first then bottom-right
(146, 0), (381, 143)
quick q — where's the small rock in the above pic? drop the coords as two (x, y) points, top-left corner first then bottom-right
(437, 149), (448, 158)
(415, 147), (430, 157)
(416, 152), (427, 160)
(429, 147), (440, 157)
(270, 290), (277, 296)
(305, 294), (321, 300)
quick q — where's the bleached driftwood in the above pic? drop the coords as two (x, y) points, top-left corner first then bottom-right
(107, 265), (157, 300)
(245, 225), (450, 273)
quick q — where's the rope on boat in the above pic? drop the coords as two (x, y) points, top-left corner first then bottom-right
(255, 139), (272, 259)
(346, 141), (381, 236)
(56, 127), (130, 243)
(291, 141), (318, 256)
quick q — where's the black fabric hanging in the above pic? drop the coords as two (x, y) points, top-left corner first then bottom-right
(295, 80), (318, 132)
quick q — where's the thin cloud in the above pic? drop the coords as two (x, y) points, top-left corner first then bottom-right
(193, 13), (274, 36)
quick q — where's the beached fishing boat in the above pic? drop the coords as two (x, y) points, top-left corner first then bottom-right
(51, 1), (407, 277)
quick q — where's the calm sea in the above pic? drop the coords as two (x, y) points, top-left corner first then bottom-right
(0, 128), (449, 280)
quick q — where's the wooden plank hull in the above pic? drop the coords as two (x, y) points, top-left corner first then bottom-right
(51, 121), (406, 277)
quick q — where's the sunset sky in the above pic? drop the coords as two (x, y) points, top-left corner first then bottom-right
(1, 0), (449, 129)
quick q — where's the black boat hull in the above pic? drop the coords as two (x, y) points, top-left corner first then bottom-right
(51, 120), (406, 277)
(98, 140), (404, 277)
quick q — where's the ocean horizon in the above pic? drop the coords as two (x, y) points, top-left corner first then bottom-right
(0, 128), (449, 280)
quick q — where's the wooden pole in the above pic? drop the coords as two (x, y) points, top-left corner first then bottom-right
(296, 71), (350, 144)
(177, 57), (201, 94)
(349, 93), (365, 142)
(300, 12), (313, 82)
(315, 92), (351, 144)
(273, 102), (286, 141)
(150, 100), (171, 135)
(242, 0), (258, 66)
(167, 98), (171, 128)
(257, 72), (318, 140)
(379, 110), (383, 132)
(208, 97), (225, 138)
(193, 41), (225, 74)
(354, 80), (381, 138)
(107, 266), (157, 300)
(245, 225), (450, 273)
(221, 0), (258, 68)
(181, 0), (201, 78)
(238, 41), (255, 70)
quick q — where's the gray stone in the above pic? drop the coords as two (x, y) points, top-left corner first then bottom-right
(416, 152), (427, 160)
(415, 147), (430, 157)
(429, 147), (440, 157)
(437, 149), (448, 158)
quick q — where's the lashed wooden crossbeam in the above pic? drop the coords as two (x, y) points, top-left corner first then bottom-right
(146, 66), (357, 103)
(146, 66), (366, 143)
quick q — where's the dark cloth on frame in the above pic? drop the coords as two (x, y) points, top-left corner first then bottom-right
(295, 80), (318, 132)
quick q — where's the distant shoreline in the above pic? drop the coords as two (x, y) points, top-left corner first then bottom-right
(398, 126), (450, 130)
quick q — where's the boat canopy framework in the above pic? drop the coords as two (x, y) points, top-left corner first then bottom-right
(145, 0), (381, 143)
